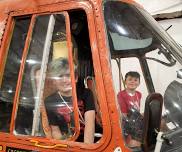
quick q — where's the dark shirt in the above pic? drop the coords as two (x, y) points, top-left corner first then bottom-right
(45, 88), (95, 134)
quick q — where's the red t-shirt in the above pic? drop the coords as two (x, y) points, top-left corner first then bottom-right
(117, 90), (142, 114)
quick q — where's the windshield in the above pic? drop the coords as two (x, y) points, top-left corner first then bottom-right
(103, 0), (182, 62)
(103, 0), (182, 151)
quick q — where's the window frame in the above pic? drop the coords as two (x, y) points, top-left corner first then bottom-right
(0, 1), (111, 151)
(9, 12), (80, 139)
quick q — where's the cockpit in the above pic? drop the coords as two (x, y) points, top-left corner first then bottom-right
(103, 0), (182, 151)
(0, 0), (182, 151)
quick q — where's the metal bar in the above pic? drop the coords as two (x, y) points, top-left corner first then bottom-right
(31, 14), (55, 136)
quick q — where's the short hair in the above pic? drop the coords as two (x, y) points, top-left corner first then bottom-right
(48, 57), (77, 77)
(125, 71), (140, 81)
(48, 57), (69, 77)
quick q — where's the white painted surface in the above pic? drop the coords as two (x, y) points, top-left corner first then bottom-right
(159, 18), (182, 46)
(135, 0), (182, 15)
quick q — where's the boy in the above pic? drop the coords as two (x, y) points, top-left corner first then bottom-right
(117, 71), (142, 148)
(117, 71), (141, 115)
(44, 57), (95, 143)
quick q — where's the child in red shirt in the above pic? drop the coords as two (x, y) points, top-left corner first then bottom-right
(117, 71), (142, 148)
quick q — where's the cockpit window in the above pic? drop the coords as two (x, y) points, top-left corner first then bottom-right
(0, 17), (31, 132)
(103, 1), (153, 51)
(0, 8), (101, 145)
(103, 0), (182, 60)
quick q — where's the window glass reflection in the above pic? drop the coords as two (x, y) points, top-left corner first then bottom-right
(0, 17), (31, 132)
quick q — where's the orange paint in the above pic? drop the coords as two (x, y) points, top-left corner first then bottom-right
(0, 0), (155, 151)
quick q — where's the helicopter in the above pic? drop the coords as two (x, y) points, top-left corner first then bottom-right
(0, 0), (182, 152)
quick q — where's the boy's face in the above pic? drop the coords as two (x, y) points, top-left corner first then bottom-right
(53, 69), (78, 96)
(125, 76), (140, 91)
(54, 69), (72, 95)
